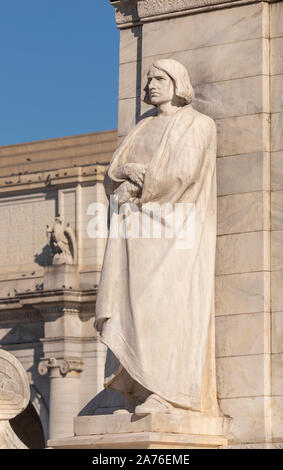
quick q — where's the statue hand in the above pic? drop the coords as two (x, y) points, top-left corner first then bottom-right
(124, 163), (147, 187)
(114, 180), (141, 205)
(94, 317), (106, 334)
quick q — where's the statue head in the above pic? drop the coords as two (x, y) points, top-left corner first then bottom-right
(143, 59), (194, 107)
(54, 215), (63, 225)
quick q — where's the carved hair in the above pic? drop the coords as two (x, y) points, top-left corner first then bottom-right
(143, 59), (194, 106)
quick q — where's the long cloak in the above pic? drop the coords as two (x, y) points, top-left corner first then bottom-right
(95, 104), (219, 415)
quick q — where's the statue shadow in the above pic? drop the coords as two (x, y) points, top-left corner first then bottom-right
(78, 389), (125, 416)
(79, 348), (126, 416)
(34, 245), (53, 267)
(137, 107), (158, 123)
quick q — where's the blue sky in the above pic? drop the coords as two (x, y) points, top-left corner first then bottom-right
(0, 1), (119, 146)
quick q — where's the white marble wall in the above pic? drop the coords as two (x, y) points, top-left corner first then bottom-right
(270, 1), (283, 444)
(80, 181), (108, 288)
(0, 193), (56, 297)
(0, 179), (108, 296)
(117, 1), (280, 446)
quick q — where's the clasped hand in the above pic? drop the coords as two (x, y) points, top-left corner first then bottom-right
(113, 163), (147, 205)
(123, 163), (146, 187)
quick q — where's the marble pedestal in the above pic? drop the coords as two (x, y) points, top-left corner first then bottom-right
(48, 413), (230, 449)
(44, 264), (80, 291)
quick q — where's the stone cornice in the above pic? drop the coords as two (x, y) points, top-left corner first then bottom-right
(0, 163), (107, 194)
(0, 289), (97, 314)
(111, 0), (277, 27)
(0, 309), (43, 324)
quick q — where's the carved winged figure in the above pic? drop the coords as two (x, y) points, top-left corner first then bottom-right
(46, 216), (77, 265)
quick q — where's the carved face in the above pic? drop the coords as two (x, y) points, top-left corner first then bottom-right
(147, 66), (174, 106)
(53, 219), (63, 234)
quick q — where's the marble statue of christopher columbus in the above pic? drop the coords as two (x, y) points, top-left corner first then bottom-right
(95, 59), (220, 417)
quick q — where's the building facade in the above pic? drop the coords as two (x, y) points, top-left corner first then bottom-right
(1, 0), (283, 448)
(0, 131), (116, 447)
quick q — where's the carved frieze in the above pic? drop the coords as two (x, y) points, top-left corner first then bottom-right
(140, 0), (210, 16)
(37, 305), (80, 315)
(111, 0), (269, 25)
(0, 310), (42, 324)
(113, 0), (141, 24)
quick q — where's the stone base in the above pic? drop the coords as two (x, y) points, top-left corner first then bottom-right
(48, 413), (230, 449)
(224, 443), (283, 449)
(44, 264), (79, 291)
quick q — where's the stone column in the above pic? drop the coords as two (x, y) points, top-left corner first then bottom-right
(37, 303), (85, 441)
(38, 357), (83, 440)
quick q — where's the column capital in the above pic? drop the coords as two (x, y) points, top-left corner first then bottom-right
(38, 357), (84, 378)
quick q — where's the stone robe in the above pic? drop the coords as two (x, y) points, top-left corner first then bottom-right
(95, 104), (219, 415)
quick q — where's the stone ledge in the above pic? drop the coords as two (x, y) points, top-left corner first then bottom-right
(48, 432), (228, 449)
(74, 413), (230, 437)
(223, 442), (283, 449)
(0, 163), (107, 194)
(0, 288), (97, 321)
(49, 413), (230, 449)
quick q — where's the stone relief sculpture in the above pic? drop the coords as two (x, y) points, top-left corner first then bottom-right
(0, 349), (30, 448)
(113, 0), (233, 25)
(46, 216), (77, 265)
(95, 59), (220, 417)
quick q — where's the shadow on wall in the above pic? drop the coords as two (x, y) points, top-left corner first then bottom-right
(0, 323), (44, 347)
(137, 107), (158, 123)
(79, 388), (125, 417)
(10, 401), (45, 449)
(34, 244), (53, 267)
(79, 347), (125, 415)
